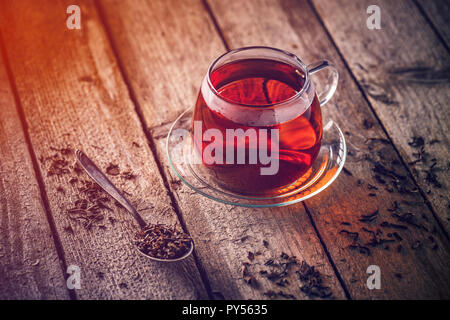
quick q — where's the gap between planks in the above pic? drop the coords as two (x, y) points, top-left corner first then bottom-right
(0, 28), (75, 300)
(201, 0), (352, 299)
(0, 0), (208, 299)
(306, 0), (449, 240)
(205, 0), (450, 298)
(301, 203), (352, 299)
(93, 0), (215, 299)
(201, 0), (230, 52)
(412, 0), (450, 53)
(205, 0), (448, 298)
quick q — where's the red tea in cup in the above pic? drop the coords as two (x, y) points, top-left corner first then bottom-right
(192, 47), (337, 195)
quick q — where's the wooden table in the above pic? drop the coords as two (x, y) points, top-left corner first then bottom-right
(0, 0), (449, 300)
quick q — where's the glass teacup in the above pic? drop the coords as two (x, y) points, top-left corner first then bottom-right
(191, 46), (338, 195)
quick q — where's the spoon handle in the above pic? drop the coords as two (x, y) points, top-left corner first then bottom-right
(75, 150), (147, 228)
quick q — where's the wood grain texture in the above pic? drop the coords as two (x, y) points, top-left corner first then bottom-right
(99, 0), (347, 299)
(98, 0), (225, 128)
(0, 0), (206, 299)
(207, 0), (450, 298)
(312, 0), (450, 232)
(417, 0), (450, 47)
(0, 53), (69, 299)
(152, 124), (347, 299)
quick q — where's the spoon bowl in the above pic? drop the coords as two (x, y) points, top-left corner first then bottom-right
(135, 241), (194, 262)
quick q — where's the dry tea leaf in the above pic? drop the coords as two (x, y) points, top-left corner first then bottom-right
(106, 163), (120, 176)
(134, 224), (192, 260)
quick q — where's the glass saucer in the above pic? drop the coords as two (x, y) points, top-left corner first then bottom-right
(166, 107), (346, 207)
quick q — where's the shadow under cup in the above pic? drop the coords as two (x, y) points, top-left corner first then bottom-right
(192, 47), (323, 196)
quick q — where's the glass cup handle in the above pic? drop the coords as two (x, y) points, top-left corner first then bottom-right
(307, 60), (339, 106)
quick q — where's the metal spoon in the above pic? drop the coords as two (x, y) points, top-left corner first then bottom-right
(75, 149), (193, 262)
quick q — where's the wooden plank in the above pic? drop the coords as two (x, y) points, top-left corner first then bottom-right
(0, 51), (69, 299)
(311, 0), (450, 233)
(416, 0), (450, 47)
(98, 0), (347, 299)
(0, 0), (206, 299)
(207, 0), (450, 299)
